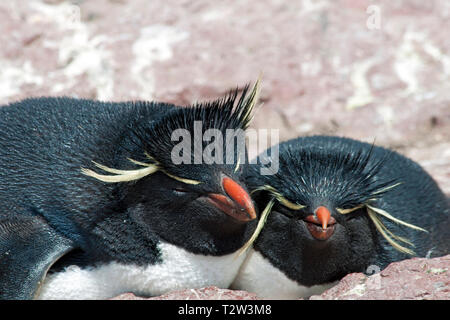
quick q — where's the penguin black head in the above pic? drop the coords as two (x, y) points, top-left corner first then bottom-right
(236, 136), (429, 291)
(81, 82), (260, 256)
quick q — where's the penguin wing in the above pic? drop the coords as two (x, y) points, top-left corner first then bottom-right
(0, 216), (74, 299)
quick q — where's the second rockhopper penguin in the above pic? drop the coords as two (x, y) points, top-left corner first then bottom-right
(0, 82), (259, 299)
(233, 136), (449, 299)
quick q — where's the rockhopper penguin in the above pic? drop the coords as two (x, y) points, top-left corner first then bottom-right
(232, 136), (449, 299)
(0, 82), (260, 299)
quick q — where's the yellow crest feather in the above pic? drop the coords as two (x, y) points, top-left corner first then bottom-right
(236, 198), (275, 258)
(367, 209), (416, 255)
(81, 158), (201, 185)
(252, 185), (305, 210)
(81, 164), (158, 183)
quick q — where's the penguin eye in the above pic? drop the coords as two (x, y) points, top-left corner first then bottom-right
(172, 187), (190, 196)
(276, 196), (305, 211)
(336, 204), (365, 215)
(336, 205), (366, 221)
(275, 204), (296, 219)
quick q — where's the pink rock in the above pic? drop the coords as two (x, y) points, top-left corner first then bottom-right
(111, 286), (260, 300)
(310, 255), (450, 300)
(110, 293), (146, 300)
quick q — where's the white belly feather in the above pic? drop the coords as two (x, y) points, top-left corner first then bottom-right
(231, 249), (335, 299)
(37, 241), (247, 300)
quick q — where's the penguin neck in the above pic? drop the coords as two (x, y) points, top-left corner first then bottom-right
(84, 198), (258, 264)
(126, 202), (259, 257)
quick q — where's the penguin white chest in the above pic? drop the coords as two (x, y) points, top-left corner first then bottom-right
(232, 249), (335, 299)
(37, 241), (247, 300)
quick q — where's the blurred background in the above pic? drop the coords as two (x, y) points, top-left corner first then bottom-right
(0, 0), (449, 194)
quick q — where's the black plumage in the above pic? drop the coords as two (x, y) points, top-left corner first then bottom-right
(0, 83), (259, 299)
(236, 135), (449, 294)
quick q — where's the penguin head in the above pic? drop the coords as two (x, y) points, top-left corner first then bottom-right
(242, 138), (423, 286)
(82, 82), (260, 255)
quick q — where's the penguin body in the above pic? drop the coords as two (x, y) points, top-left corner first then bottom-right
(233, 135), (449, 299)
(0, 84), (259, 299)
(38, 241), (247, 299)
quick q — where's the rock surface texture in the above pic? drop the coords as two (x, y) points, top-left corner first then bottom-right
(1, 0), (448, 300)
(112, 286), (260, 300)
(310, 254), (450, 300)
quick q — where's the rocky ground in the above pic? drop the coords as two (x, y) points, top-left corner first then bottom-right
(1, 0), (448, 299)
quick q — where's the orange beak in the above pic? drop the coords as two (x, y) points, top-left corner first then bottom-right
(304, 206), (336, 241)
(207, 177), (257, 222)
(315, 206), (332, 229)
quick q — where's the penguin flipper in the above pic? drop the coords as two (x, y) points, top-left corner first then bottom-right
(0, 216), (74, 299)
